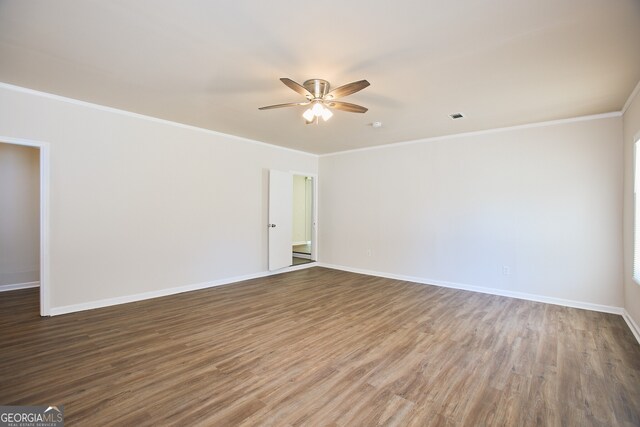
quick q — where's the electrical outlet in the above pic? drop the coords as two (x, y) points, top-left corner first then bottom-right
(502, 266), (510, 275)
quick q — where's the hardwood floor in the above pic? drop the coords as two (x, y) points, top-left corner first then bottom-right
(1, 267), (639, 426)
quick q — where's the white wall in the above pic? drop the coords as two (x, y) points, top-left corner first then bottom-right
(0, 143), (40, 286)
(0, 82), (627, 315)
(623, 85), (640, 327)
(0, 84), (317, 311)
(319, 116), (624, 308)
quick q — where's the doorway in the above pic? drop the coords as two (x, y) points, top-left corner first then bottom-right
(292, 174), (314, 265)
(0, 137), (50, 316)
(268, 170), (317, 271)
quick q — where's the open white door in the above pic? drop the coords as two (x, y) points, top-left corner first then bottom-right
(269, 170), (293, 271)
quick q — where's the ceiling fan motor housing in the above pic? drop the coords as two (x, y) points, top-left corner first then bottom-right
(303, 79), (330, 99)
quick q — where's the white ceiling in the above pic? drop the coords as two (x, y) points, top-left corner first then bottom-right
(1, 0), (639, 154)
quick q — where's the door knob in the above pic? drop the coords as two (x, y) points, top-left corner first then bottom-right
(268, 224), (276, 228)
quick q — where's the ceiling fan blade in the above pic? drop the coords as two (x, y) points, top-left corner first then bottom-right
(325, 80), (370, 100)
(280, 78), (313, 98)
(327, 101), (368, 113)
(258, 101), (310, 110)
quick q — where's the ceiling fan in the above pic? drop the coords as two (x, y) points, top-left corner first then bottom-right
(259, 78), (370, 124)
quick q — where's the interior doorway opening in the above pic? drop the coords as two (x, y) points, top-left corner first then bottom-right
(0, 142), (40, 297)
(292, 174), (315, 265)
(0, 137), (50, 316)
(268, 170), (317, 271)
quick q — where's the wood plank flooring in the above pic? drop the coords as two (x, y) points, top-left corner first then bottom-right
(1, 267), (639, 426)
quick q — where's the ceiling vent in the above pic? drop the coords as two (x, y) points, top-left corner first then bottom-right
(448, 112), (465, 120)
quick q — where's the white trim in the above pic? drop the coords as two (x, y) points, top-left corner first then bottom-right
(1, 81), (625, 158)
(292, 241), (308, 246)
(40, 143), (50, 316)
(0, 136), (51, 316)
(0, 281), (40, 292)
(317, 263), (624, 315)
(623, 310), (640, 345)
(320, 112), (622, 157)
(0, 82), (317, 158)
(634, 133), (640, 286)
(622, 79), (640, 115)
(48, 262), (316, 316)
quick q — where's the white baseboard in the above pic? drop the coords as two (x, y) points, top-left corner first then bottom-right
(292, 241), (309, 246)
(49, 263), (316, 316)
(623, 310), (640, 345)
(317, 263), (624, 315)
(46, 260), (632, 336)
(0, 281), (40, 292)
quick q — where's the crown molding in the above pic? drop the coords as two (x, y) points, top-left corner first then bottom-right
(622, 79), (640, 115)
(0, 82), (318, 158)
(321, 111), (622, 157)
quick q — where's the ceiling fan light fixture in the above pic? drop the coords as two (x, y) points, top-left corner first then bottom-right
(312, 102), (325, 117)
(302, 108), (315, 122)
(321, 107), (333, 121)
(260, 78), (369, 124)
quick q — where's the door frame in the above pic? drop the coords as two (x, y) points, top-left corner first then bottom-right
(290, 170), (318, 262)
(1, 136), (51, 316)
